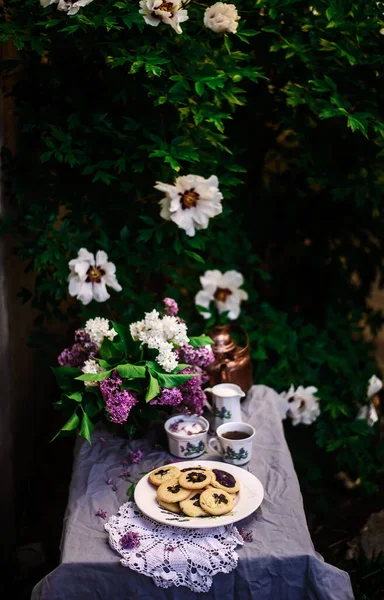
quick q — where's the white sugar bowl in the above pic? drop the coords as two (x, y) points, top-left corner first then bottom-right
(164, 415), (209, 458)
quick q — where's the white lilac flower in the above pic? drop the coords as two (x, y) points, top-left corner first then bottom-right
(356, 404), (379, 427)
(130, 309), (188, 372)
(84, 317), (117, 350)
(81, 358), (103, 387)
(68, 248), (122, 306)
(139, 0), (189, 34)
(204, 2), (240, 34)
(367, 374), (383, 398)
(283, 385), (320, 426)
(195, 269), (247, 320)
(155, 174), (223, 237)
(40, 0), (93, 15)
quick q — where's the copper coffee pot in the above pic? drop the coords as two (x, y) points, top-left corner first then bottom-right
(204, 324), (253, 393)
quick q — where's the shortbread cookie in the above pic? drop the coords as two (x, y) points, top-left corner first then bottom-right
(199, 488), (234, 515)
(210, 468), (240, 494)
(179, 470), (212, 489)
(157, 499), (182, 514)
(179, 491), (208, 517)
(149, 466), (181, 487)
(157, 479), (191, 503)
(205, 483), (237, 495)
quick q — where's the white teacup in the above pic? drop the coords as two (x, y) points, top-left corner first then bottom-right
(165, 415), (209, 458)
(208, 422), (255, 466)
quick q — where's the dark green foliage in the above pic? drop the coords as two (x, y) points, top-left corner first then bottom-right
(2, 0), (384, 494)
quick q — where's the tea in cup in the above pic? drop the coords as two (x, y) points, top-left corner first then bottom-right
(208, 422), (255, 465)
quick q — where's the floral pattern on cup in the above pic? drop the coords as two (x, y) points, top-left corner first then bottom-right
(180, 440), (205, 456)
(223, 446), (248, 461)
(214, 406), (232, 419)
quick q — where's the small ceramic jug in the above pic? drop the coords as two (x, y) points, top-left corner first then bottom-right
(204, 383), (245, 430)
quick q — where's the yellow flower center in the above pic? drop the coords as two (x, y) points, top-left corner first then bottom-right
(158, 1), (174, 11)
(214, 288), (232, 302)
(86, 266), (105, 283)
(180, 188), (199, 209)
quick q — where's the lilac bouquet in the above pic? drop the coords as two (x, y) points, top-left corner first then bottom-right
(52, 299), (214, 442)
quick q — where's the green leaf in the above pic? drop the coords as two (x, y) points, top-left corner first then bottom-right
(117, 364), (146, 378)
(145, 373), (160, 402)
(157, 373), (197, 388)
(79, 411), (94, 445)
(100, 337), (122, 362)
(189, 335), (214, 348)
(66, 391), (83, 403)
(184, 250), (205, 263)
(173, 364), (190, 373)
(195, 81), (204, 97)
(76, 370), (112, 382)
(126, 482), (136, 500)
(51, 410), (80, 441)
(97, 359), (112, 369)
(121, 379), (146, 393)
(51, 367), (83, 392)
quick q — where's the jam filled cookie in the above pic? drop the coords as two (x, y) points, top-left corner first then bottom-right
(157, 479), (191, 503)
(210, 468), (240, 494)
(149, 466), (181, 487)
(199, 488), (234, 515)
(180, 466), (209, 474)
(179, 470), (212, 490)
(179, 491), (208, 517)
(157, 499), (182, 514)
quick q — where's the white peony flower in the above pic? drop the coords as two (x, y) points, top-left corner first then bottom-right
(81, 358), (103, 387)
(204, 2), (240, 34)
(68, 248), (122, 306)
(195, 269), (247, 320)
(40, 0), (93, 16)
(367, 374), (383, 398)
(84, 317), (117, 349)
(139, 0), (189, 34)
(276, 385), (294, 420)
(356, 404), (379, 427)
(155, 174), (223, 237)
(284, 385), (320, 426)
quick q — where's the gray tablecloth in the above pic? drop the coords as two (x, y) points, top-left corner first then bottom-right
(31, 385), (354, 599)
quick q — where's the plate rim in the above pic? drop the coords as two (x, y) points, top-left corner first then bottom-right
(134, 459), (264, 529)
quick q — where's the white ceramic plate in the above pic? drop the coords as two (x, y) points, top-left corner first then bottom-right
(134, 460), (264, 529)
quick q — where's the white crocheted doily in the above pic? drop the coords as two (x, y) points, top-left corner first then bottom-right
(105, 502), (244, 592)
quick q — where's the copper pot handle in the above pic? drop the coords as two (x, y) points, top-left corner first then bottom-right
(220, 363), (229, 382)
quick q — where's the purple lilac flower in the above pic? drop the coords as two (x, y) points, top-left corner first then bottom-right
(58, 330), (97, 368)
(74, 329), (98, 355)
(179, 366), (203, 393)
(239, 528), (253, 542)
(100, 372), (137, 425)
(130, 450), (143, 464)
(106, 477), (113, 485)
(119, 531), (141, 550)
(150, 387), (183, 406)
(95, 508), (107, 519)
(58, 344), (88, 368)
(178, 344), (215, 368)
(163, 297), (179, 316)
(180, 388), (207, 416)
(119, 470), (131, 480)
